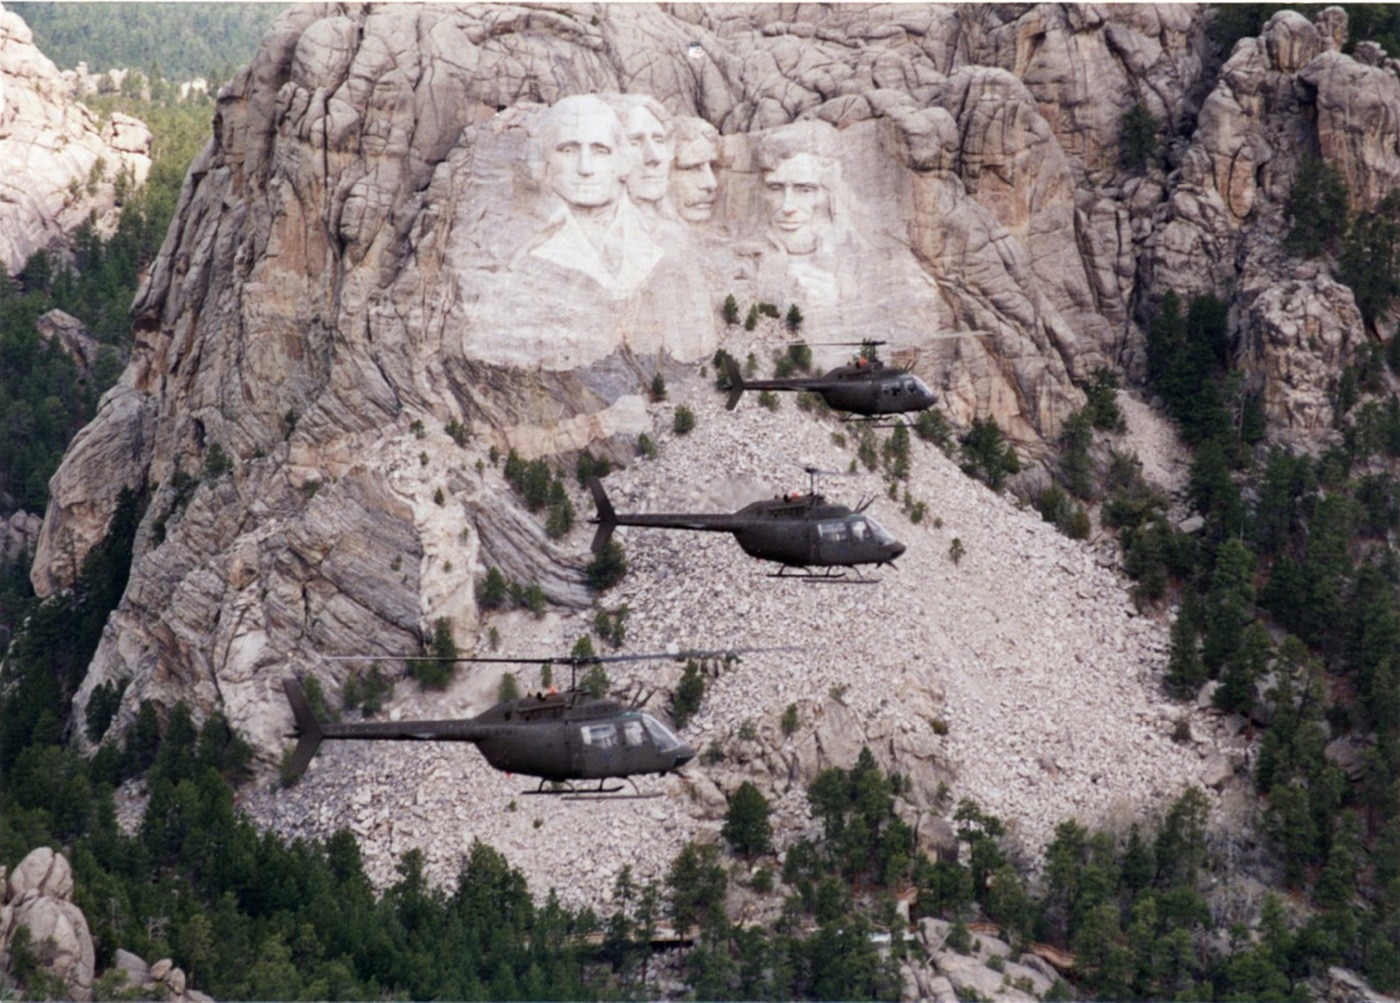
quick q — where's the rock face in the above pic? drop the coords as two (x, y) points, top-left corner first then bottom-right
(25, 0), (1400, 927)
(0, 4), (152, 275)
(0, 849), (210, 1003)
(1, 848), (96, 1001)
(36, 3), (1204, 741)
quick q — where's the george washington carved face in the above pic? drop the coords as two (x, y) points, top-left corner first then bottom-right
(539, 95), (628, 210)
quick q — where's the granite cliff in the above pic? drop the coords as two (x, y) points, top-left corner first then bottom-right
(0, 5), (151, 275)
(22, 1), (1400, 920)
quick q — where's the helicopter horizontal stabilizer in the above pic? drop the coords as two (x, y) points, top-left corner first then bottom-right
(282, 677), (324, 781)
(722, 356), (745, 410)
(587, 476), (617, 553)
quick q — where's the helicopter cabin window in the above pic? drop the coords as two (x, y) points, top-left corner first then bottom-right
(849, 517), (870, 541)
(581, 723), (618, 749)
(621, 719), (646, 747)
(817, 520), (849, 542)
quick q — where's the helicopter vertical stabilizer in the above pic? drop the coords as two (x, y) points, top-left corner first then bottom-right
(722, 356), (746, 410)
(283, 677), (324, 780)
(588, 477), (617, 552)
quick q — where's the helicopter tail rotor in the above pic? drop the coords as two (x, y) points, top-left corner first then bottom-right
(282, 677), (324, 781)
(587, 476), (617, 553)
(721, 356), (746, 411)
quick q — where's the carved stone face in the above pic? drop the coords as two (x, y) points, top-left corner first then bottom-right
(764, 152), (828, 254)
(542, 98), (627, 209)
(671, 135), (719, 222)
(622, 105), (673, 204)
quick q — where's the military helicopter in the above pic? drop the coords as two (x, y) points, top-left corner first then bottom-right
(721, 335), (984, 425)
(587, 471), (905, 582)
(282, 648), (772, 798)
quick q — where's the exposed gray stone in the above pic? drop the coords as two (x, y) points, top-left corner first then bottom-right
(0, 8), (152, 274)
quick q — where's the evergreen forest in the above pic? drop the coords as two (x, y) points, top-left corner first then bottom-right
(6, 4), (1400, 1001)
(8, 3), (284, 84)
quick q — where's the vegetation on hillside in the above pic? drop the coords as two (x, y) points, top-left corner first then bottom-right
(0, 74), (210, 530)
(9, 3), (284, 84)
(9, 5), (1400, 998)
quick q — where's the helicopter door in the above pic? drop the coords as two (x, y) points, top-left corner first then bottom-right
(815, 519), (851, 564)
(577, 721), (620, 779)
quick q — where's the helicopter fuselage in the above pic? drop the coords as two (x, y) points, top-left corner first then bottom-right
(725, 356), (937, 418)
(588, 479), (906, 571)
(283, 680), (694, 785)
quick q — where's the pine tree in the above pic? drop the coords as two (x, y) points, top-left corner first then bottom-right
(722, 781), (773, 857)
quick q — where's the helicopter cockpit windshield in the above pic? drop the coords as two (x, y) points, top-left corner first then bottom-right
(641, 714), (684, 752)
(905, 376), (933, 397)
(847, 514), (896, 545)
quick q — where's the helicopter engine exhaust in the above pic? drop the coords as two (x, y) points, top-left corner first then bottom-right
(283, 677), (324, 780)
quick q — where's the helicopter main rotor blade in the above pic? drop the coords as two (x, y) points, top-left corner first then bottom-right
(322, 645), (799, 665)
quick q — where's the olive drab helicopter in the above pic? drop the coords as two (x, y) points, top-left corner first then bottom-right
(721, 335), (986, 425)
(282, 648), (781, 799)
(587, 469), (905, 582)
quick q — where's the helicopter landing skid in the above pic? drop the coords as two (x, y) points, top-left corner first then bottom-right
(769, 567), (881, 585)
(839, 415), (914, 431)
(522, 778), (661, 801)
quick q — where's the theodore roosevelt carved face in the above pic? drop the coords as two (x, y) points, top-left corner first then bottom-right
(670, 117), (721, 223)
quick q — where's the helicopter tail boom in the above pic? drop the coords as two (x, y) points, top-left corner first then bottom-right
(283, 677), (324, 780)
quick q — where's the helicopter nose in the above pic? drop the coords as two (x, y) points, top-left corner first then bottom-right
(889, 541), (907, 561)
(674, 744), (696, 769)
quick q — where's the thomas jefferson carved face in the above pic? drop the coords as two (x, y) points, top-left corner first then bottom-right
(671, 132), (720, 222)
(622, 104), (674, 204)
(763, 152), (829, 254)
(540, 96), (627, 210)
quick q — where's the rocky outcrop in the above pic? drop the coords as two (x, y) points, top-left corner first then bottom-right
(19, 0), (1400, 924)
(33, 3), (1221, 752)
(107, 949), (211, 1003)
(1, 849), (95, 1001)
(1145, 6), (1400, 428)
(37, 309), (105, 376)
(0, 4), (151, 275)
(0, 849), (212, 1003)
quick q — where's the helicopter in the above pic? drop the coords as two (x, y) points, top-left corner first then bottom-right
(282, 649), (772, 799)
(722, 335), (986, 425)
(587, 470), (905, 582)
(721, 340), (935, 424)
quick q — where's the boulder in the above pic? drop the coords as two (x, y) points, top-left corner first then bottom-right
(7, 847), (74, 903)
(2, 850), (97, 1000)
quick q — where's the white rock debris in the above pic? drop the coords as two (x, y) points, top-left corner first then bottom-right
(242, 365), (1229, 910)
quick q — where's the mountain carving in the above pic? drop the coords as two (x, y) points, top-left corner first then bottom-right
(17, 3), (1400, 899)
